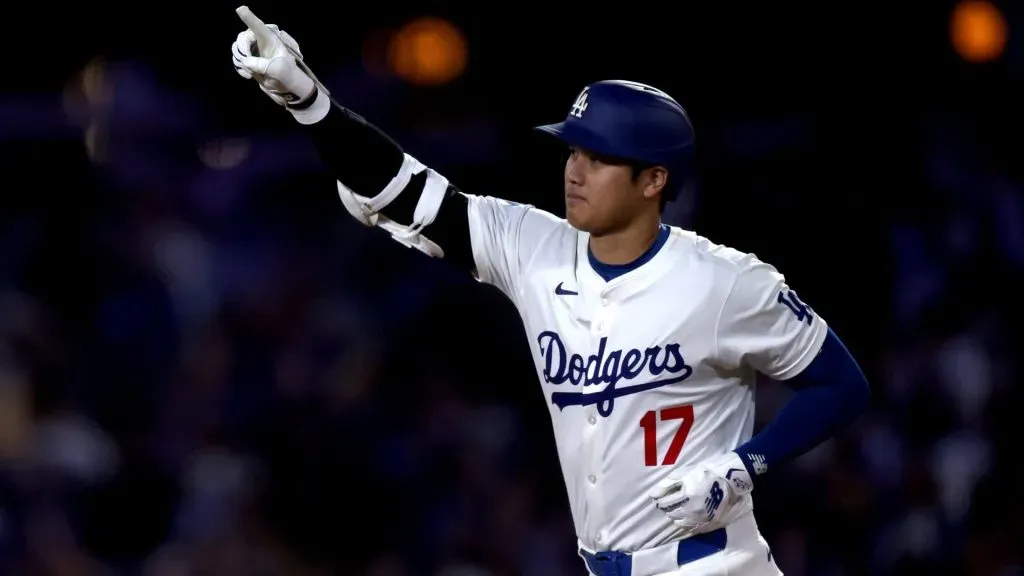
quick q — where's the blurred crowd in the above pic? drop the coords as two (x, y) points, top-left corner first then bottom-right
(3, 17), (1024, 576)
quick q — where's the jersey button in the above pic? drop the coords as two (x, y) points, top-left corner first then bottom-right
(588, 474), (597, 484)
(587, 415), (596, 425)
(601, 297), (609, 307)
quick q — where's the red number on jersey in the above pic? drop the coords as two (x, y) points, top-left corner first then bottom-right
(639, 404), (695, 466)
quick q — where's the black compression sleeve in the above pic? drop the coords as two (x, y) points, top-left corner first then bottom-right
(297, 97), (474, 271)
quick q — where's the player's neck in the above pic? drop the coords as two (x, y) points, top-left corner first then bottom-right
(589, 211), (662, 266)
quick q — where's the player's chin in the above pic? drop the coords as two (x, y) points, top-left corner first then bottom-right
(565, 202), (590, 231)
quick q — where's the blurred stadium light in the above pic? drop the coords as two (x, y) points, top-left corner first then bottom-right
(386, 17), (468, 86)
(950, 0), (1008, 63)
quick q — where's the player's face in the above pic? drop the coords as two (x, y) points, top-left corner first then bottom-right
(563, 147), (664, 235)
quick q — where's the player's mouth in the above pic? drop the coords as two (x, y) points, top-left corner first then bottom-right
(566, 192), (586, 204)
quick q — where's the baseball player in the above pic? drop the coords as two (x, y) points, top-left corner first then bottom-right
(231, 13), (871, 575)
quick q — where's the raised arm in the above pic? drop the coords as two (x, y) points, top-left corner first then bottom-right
(297, 97), (476, 272)
(230, 12), (568, 305)
(230, 12), (474, 270)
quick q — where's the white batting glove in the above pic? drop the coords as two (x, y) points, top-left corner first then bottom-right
(231, 23), (315, 107)
(648, 452), (754, 533)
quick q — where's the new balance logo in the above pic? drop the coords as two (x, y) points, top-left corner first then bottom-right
(748, 453), (767, 475)
(705, 481), (724, 520)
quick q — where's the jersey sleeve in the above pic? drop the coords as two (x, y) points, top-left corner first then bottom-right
(465, 195), (562, 304)
(714, 257), (828, 380)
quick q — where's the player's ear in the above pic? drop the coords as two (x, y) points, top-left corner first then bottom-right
(642, 166), (669, 200)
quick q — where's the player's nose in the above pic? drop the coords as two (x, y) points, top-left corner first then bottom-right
(565, 159), (584, 187)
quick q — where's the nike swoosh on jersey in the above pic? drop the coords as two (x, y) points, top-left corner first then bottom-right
(555, 282), (578, 296)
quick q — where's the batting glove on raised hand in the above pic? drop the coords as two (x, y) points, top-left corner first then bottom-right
(231, 17), (315, 107)
(648, 451), (754, 534)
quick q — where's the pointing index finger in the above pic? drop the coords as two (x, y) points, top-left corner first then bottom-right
(235, 6), (276, 49)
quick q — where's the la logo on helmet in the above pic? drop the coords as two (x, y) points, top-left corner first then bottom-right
(570, 88), (589, 119)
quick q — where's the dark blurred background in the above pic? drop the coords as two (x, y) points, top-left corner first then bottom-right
(2, 1), (1022, 574)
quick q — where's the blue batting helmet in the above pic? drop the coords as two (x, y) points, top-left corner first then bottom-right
(534, 80), (695, 200)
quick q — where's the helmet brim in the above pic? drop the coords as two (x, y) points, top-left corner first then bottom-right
(534, 121), (689, 203)
(533, 122), (622, 161)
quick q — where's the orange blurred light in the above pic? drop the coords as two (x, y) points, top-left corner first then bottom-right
(950, 0), (1007, 63)
(387, 17), (467, 86)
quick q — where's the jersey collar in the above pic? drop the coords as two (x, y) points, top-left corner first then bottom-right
(570, 226), (678, 322)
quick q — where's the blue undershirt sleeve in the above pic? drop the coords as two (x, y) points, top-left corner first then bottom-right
(733, 327), (870, 479)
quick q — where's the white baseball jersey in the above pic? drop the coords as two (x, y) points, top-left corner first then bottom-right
(465, 195), (828, 554)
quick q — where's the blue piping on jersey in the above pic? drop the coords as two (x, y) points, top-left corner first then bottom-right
(588, 224), (671, 281)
